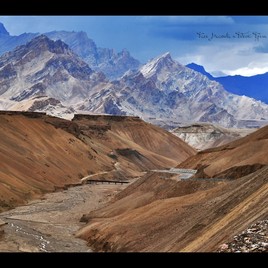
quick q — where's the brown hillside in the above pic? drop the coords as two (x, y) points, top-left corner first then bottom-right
(72, 114), (196, 170)
(178, 124), (268, 179)
(0, 112), (195, 211)
(77, 167), (268, 252)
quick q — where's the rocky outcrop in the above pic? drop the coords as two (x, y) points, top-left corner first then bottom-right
(0, 110), (46, 118)
(219, 220), (268, 252)
(171, 123), (253, 151)
(73, 114), (140, 122)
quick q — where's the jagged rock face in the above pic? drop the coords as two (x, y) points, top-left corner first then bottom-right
(78, 52), (268, 128)
(0, 35), (108, 118)
(95, 48), (140, 80)
(0, 35), (71, 69)
(218, 219), (268, 253)
(0, 23), (140, 80)
(44, 31), (140, 80)
(45, 31), (99, 65)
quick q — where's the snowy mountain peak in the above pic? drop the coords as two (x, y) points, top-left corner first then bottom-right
(156, 51), (171, 59)
(0, 22), (9, 35)
(158, 51), (171, 58)
(140, 52), (177, 78)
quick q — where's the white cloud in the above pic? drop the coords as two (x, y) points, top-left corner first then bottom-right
(224, 64), (268, 77)
(176, 41), (268, 77)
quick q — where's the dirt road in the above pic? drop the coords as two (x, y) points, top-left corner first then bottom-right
(0, 183), (126, 252)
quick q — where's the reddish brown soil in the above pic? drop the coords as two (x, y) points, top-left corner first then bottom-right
(0, 112), (195, 212)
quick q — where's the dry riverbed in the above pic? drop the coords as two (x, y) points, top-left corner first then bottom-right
(0, 183), (127, 252)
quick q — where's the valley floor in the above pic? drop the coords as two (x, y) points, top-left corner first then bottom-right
(0, 168), (267, 252)
(0, 183), (127, 252)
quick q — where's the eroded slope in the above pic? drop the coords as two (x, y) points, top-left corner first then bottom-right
(77, 167), (268, 252)
(0, 112), (195, 211)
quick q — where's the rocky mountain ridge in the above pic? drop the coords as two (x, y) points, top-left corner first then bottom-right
(1, 34), (268, 129)
(0, 23), (140, 80)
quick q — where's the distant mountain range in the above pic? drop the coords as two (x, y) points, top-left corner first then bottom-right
(0, 22), (140, 80)
(187, 63), (268, 104)
(1, 35), (268, 129)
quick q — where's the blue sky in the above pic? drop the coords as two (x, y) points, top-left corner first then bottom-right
(1, 16), (268, 77)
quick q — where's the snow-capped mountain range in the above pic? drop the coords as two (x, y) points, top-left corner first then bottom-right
(1, 32), (268, 128)
(0, 23), (140, 80)
(45, 31), (140, 80)
(82, 52), (268, 128)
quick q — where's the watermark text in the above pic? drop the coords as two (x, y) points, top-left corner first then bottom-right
(197, 32), (267, 41)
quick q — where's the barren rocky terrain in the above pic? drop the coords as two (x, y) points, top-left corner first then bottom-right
(218, 219), (268, 252)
